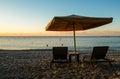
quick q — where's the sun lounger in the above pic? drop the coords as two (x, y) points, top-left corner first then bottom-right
(50, 47), (69, 68)
(84, 46), (114, 67)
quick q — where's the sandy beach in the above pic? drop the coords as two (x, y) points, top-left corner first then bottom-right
(0, 49), (120, 79)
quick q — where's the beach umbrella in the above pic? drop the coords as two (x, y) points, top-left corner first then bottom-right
(45, 14), (113, 54)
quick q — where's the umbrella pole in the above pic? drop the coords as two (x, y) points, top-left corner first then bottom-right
(73, 22), (77, 63)
(73, 22), (76, 54)
(73, 29), (76, 54)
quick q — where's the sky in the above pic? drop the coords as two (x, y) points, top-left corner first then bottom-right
(0, 0), (120, 36)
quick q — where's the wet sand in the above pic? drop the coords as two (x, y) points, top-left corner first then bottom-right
(0, 49), (120, 79)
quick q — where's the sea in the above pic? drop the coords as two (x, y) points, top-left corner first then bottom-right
(0, 36), (120, 50)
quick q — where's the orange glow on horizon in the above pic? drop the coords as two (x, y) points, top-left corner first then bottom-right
(0, 31), (120, 36)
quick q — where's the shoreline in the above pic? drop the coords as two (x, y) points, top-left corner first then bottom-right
(0, 49), (120, 55)
(0, 49), (52, 51)
(0, 48), (120, 51)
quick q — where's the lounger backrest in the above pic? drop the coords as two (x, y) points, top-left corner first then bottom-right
(53, 47), (68, 60)
(91, 46), (109, 59)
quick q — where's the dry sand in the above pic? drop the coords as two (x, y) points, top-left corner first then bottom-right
(0, 49), (120, 79)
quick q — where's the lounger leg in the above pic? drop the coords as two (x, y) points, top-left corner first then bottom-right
(105, 59), (112, 67)
(89, 59), (97, 68)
